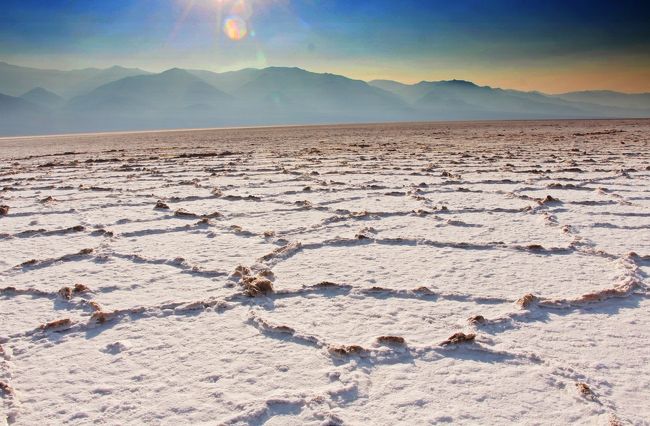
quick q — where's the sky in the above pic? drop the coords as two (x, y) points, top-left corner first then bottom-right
(1, 0), (649, 93)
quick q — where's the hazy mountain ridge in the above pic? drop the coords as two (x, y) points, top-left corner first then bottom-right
(0, 62), (150, 98)
(553, 90), (650, 110)
(20, 87), (65, 108)
(68, 68), (232, 112)
(186, 68), (262, 93)
(233, 67), (409, 117)
(0, 92), (49, 135)
(0, 92), (43, 114)
(369, 79), (650, 118)
(1, 61), (649, 136)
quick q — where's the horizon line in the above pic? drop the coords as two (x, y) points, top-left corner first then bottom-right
(2, 118), (649, 141)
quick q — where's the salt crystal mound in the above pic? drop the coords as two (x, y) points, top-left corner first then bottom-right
(0, 120), (648, 425)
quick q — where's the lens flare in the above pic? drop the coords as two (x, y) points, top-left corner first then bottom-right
(223, 16), (248, 41)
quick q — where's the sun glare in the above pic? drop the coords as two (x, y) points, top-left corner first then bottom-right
(176, 0), (257, 41)
(223, 15), (248, 40)
(221, 0), (254, 41)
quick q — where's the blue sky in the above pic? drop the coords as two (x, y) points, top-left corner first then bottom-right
(1, 0), (649, 92)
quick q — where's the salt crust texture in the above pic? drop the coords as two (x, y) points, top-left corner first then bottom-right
(0, 120), (649, 425)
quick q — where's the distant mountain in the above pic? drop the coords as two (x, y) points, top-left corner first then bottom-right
(234, 67), (405, 113)
(370, 79), (650, 119)
(67, 68), (232, 112)
(0, 93), (42, 114)
(0, 93), (50, 135)
(20, 87), (65, 108)
(0, 62), (149, 98)
(187, 68), (262, 93)
(413, 81), (584, 118)
(370, 79), (457, 103)
(1, 60), (649, 136)
(554, 90), (650, 111)
(65, 67), (409, 128)
(71, 66), (152, 98)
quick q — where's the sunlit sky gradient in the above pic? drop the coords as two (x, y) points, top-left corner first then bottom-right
(1, 0), (649, 93)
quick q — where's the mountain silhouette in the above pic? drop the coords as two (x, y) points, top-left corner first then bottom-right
(371, 79), (650, 119)
(0, 61), (148, 98)
(67, 68), (232, 112)
(0, 61), (649, 136)
(554, 90), (650, 110)
(20, 87), (65, 108)
(0, 93), (50, 135)
(186, 68), (262, 93)
(221, 67), (409, 123)
(0, 93), (42, 114)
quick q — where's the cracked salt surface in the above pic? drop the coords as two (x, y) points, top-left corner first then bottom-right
(271, 244), (621, 299)
(0, 120), (649, 425)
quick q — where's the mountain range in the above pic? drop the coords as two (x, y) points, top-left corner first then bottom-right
(1, 61), (649, 136)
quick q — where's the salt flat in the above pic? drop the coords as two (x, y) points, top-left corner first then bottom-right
(0, 120), (649, 425)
